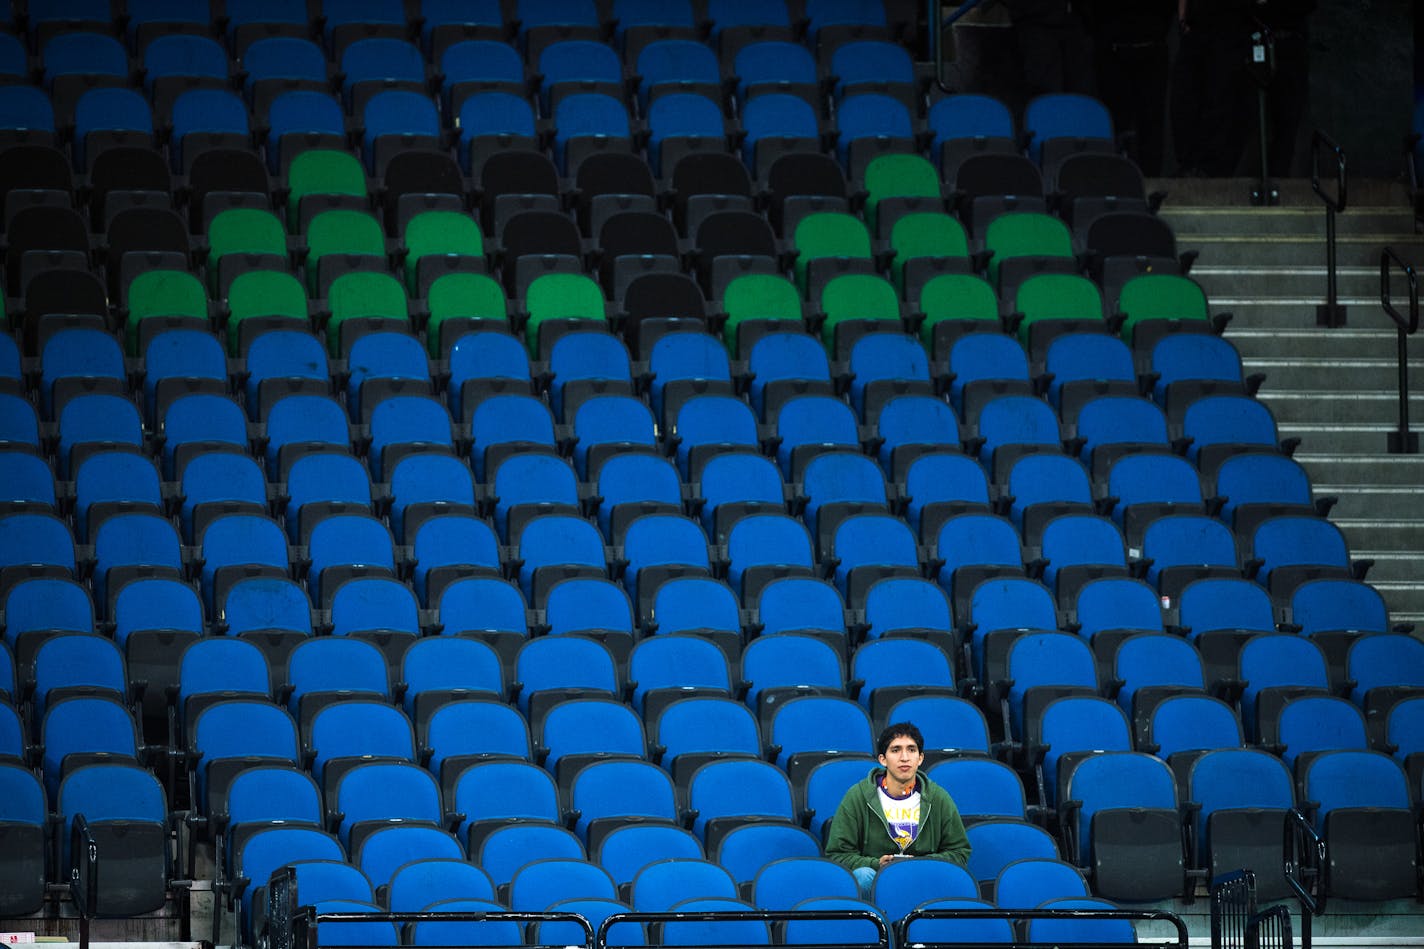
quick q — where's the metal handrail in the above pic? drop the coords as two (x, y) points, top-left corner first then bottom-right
(599, 908), (889, 948)
(902, 905), (1189, 949)
(70, 813), (98, 949)
(1311, 130), (1347, 213)
(1312, 131), (1348, 326)
(295, 908), (594, 949)
(1378, 248), (1420, 453)
(1285, 807), (1327, 949)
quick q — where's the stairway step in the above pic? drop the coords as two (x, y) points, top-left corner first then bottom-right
(1314, 486), (1424, 520)
(1229, 328), (1401, 360)
(1164, 207), (1421, 237)
(1336, 518), (1424, 551)
(1191, 267), (1382, 299)
(1354, 551), (1424, 585)
(1149, 175), (1411, 209)
(1294, 454), (1424, 484)
(1243, 357), (1424, 393)
(1370, 582), (1424, 624)
(1278, 426), (1407, 454)
(1184, 236), (1424, 268)
(1258, 392), (1424, 425)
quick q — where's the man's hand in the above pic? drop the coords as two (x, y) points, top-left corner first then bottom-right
(878, 854), (903, 868)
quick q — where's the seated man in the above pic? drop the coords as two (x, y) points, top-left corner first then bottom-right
(824, 721), (971, 899)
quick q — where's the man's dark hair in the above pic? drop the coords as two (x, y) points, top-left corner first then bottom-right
(876, 722), (924, 757)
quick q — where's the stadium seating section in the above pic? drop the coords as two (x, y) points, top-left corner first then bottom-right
(0, 1), (1421, 946)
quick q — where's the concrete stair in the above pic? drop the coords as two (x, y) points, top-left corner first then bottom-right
(1158, 183), (1424, 624)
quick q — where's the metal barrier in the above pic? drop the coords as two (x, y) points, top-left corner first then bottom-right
(1312, 131), (1348, 327)
(1250, 905), (1295, 949)
(1378, 248), (1420, 453)
(1211, 870), (1257, 949)
(1211, 869), (1296, 949)
(279, 902), (1186, 949)
(291, 907), (594, 949)
(70, 814), (98, 949)
(1285, 808), (1328, 949)
(598, 908), (888, 949)
(900, 904), (1189, 949)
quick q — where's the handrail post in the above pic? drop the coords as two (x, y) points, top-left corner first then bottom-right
(1313, 130), (1348, 327)
(70, 814), (97, 949)
(1379, 248), (1420, 453)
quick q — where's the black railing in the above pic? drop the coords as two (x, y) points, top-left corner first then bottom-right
(282, 903), (1185, 949)
(70, 814), (98, 949)
(1210, 870), (1296, 949)
(1312, 131), (1348, 327)
(1211, 870), (1257, 949)
(1251, 905), (1295, 949)
(600, 908), (888, 948)
(1378, 248), (1420, 453)
(1285, 808), (1328, 949)
(293, 908), (594, 949)
(900, 904), (1188, 949)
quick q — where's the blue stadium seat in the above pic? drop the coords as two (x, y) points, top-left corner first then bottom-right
(963, 818), (1058, 888)
(72, 87), (155, 170)
(430, 704), (535, 806)
(331, 760), (443, 848)
(1000, 631), (1097, 742)
(1250, 514), (1356, 599)
(1104, 452), (1206, 544)
(539, 695), (645, 786)
(169, 89), (250, 173)
(751, 857), (858, 911)
(353, 824), (463, 890)
(1146, 694), (1244, 790)
(307, 699), (416, 786)
(713, 822), (821, 887)
(731, 40), (817, 103)
(433, 576), (529, 662)
(802, 756), (878, 843)
(870, 857), (979, 927)
(631, 859), (739, 912)
(596, 825), (704, 892)
(513, 635), (620, 720)
(651, 695), (760, 791)
(0, 762), (54, 915)
(835, 90), (915, 174)
(927, 758), (1025, 829)
(58, 762), (171, 915)
(1299, 749), (1417, 899)
(767, 695), (873, 784)
(362, 89), (441, 175)
(387, 860), (496, 913)
(41, 694), (141, 800)
(570, 758), (680, 846)
(851, 638), (958, 723)
(1238, 634), (1330, 743)
(1060, 751), (1185, 900)
(459, 769), (565, 863)
(1033, 695), (1131, 808)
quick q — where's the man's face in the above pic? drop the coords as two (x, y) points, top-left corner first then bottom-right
(877, 734), (924, 783)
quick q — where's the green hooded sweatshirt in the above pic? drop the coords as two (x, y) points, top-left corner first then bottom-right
(823, 766), (972, 871)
